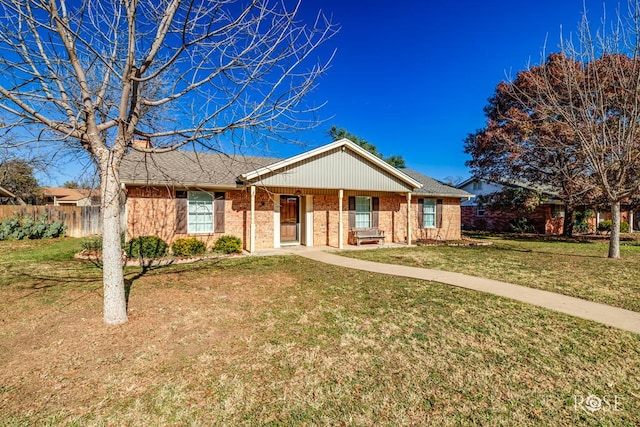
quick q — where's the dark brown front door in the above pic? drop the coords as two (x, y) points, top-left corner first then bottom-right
(280, 196), (299, 242)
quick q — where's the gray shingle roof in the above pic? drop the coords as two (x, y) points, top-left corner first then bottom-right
(120, 149), (472, 198)
(120, 150), (280, 187)
(402, 169), (473, 197)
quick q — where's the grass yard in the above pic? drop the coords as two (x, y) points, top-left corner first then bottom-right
(338, 236), (640, 313)
(0, 238), (639, 425)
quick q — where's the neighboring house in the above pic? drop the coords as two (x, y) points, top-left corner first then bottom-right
(119, 138), (473, 251)
(457, 177), (639, 234)
(42, 187), (99, 206)
(457, 178), (565, 234)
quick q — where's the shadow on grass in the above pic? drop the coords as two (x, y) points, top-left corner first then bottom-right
(4, 254), (269, 314)
(122, 256), (234, 308)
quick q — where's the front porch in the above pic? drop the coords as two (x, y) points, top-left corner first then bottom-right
(245, 187), (415, 253)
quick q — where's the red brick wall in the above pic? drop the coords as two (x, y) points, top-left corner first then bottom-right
(126, 186), (463, 250)
(400, 197), (462, 242)
(311, 195), (462, 246)
(461, 204), (563, 235)
(127, 186), (250, 249)
(312, 195), (341, 247)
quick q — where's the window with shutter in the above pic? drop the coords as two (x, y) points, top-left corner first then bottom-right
(348, 196), (356, 229)
(422, 199), (436, 228)
(371, 197), (379, 228)
(214, 192), (225, 233)
(436, 199), (443, 228)
(188, 191), (213, 233)
(355, 196), (371, 228)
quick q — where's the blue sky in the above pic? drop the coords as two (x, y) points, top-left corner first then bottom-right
(288, 0), (618, 182)
(41, 0), (617, 185)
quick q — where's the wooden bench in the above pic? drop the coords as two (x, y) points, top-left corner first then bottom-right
(351, 227), (385, 246)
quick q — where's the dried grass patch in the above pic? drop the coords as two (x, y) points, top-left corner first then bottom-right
(0, 247), (639, 425)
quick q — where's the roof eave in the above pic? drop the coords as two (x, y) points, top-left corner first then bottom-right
(414, 192), (475, 198)
(122, 180), (241, 190)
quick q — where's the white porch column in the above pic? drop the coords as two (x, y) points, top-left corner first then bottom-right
(630, 210), (635, 233)
(305, 195), (314, 246)
(338, 189), (344, 249)
(250, 185), (256, 253)
(407, 192), (412, 246)
(273, 193), (281, 248)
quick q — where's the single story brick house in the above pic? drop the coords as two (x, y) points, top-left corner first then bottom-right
(457, 178), (566, 234)
(457, 177), (638, 234)
(120, 138), (472, 252)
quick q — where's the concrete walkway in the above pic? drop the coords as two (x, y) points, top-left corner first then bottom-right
(298, 249), (640, 335)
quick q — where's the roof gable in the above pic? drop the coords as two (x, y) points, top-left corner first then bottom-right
(240, 139), (422, 191)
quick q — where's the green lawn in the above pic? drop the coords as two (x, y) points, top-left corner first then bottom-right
(337, 236), (640, 312)
(0, 238), (639, 426)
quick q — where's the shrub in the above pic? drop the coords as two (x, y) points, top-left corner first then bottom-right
(125, 235), (168, 259)
(172, 237), (207, 257)
(0, 214), (66, 240)
(597, 220), (629, 233)
(81, 235), (103, 252)
(597, 220), (612, 233)
(509, 217), (536, 234)
(214, 235), (242, 254)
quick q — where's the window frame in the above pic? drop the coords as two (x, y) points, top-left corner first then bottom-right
(355, 196), (371, 228)
(551, 204), (565, 218)
(187, 191), (214, 234)
(423, 198), (436, 228)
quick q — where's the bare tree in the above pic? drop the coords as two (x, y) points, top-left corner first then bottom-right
(0, 0), (337, 324)
(491, 3), (640, 258)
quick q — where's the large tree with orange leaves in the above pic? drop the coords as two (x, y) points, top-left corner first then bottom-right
(467, 4), (640, 258)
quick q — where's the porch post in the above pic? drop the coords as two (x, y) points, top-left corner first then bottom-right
(407, 192), (412, 246)
(250, 185), (256, 253)
(630, 210), (635, 233)
(338, 189), (344, 249)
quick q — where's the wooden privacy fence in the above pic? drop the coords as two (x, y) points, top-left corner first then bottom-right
(0, 205), (104, 238)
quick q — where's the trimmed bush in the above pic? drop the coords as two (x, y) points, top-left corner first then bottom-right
(172, 237), (207, 257)
(0, 214), (66, 240)
(598, 220), (612, 233)
(81, 235), (103, 252)
(597, 220), (629, 233)
(214, 235), (242, 254)
(125, 235), (168, 259)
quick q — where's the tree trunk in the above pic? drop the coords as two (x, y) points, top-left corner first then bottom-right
(608, 200), (621, 259)
(101, 163), (127, 324)
(563, 206), (574, 237)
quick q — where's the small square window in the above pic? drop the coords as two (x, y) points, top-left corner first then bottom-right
(476, 206), (485, 217)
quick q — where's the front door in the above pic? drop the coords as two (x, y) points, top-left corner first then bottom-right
(280, 196), (299, 243)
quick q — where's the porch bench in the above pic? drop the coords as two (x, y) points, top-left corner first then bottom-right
(351, 227), (385, 246)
